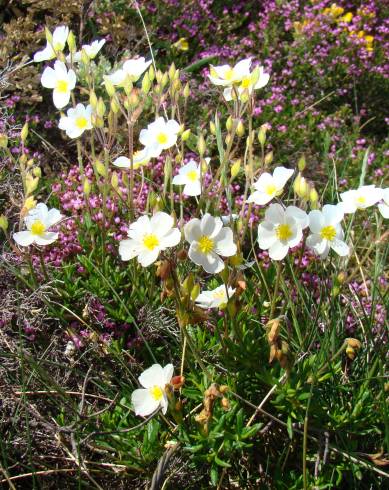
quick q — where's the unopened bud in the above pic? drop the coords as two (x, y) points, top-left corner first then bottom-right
(128, 91), (139, 108)
(111, 171), (119, 190)
(168, 63), (176, 81)
(309, 187), (318, 205)
(25, 174), (39, 194)
(123, 77), (133, 96)
(96, 98), (106, 117)
(183, 83), (190, 98)
(226, 116), (233, 132)
(221, 397), (230, 410)
(94, 160), (106, 177)
(148, 65), (155, 82)
(67, 31), (76, 53)
(161, 72), (169, 88)
(181, 129), (191, 141)
(80, 49), (90, 65)
(83, 178), (91, 196)
(236, 119), (245, 137)
(110, 98), (120, 114)
(191, 283), (200, 301)
(298, 154), (306, 172)
(209, 121), (216, 135)
(32, 167), (41, 178)
(141, 73), (151, 94)
(21, 123), (29, 143)
(231, 159), (241, 179)
(197, 133), (206, 156)
(0, 215), (8, 232)
(89, 90), (98, 109)
(264, 151), (273, 165)
(0, 133), (8, 148)
(258, 126), (266, 146)
(225, 134), (232, 146)
(104, 77), (115, 97)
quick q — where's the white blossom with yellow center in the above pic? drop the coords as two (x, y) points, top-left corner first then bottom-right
(33, 25), (69, 62)
(223, 65), (270, 101)
(339, 185), (384, 214)
(306, 205), (349, 259)
(378, 188), (389, 219)
(184, 214), (237, 274)
(248, 166), (294, 205)
(172, 160), (201, 196)
(113, 148), (151, 170)
(208, 58), (252, 86)
(119, 212), (180, 267)
(195, 284), (236, 309)
(139, 117), (180, 158)
(107, 56), (152, 85)
(58, 103), (93, 139)
(13, 203), (63, 247)
(69, 39), (106, 62)
(131, 363), (174, 417)
(41, 60), (76, 109)
(257, 204), (308, 260)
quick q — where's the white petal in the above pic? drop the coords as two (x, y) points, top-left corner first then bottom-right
(41, 67), (57, 88)
(201, 214), (223, 238)
(184, 218), (202, 243)
(223, 87), (233, 101)
(273, 166), (294, 189)
(172, 173), (187, 185)
(308, 210), (324, 233)
(268, 241), (289, 260)
(113, 156), (131, 168)
(138, 248), (160, 267)
(214, 227), (237, 256)
(188, 243), (224, 273)
(322, 204), (344, 225)
(131, 389), (160, 416)
(378, 203), (389, 219)
(53, 89), (70, 109)
(34, 45), (55, 62)
(150, 212), (174, 237)
(159, 228), (181, 249)
(119, 239), (140, 261)
(108, 69), (126, 85)
(331, 238), (350, 256)
(139, 364), (166, 388)
(128, 216), (151, 239)
(247, 190), (273, 205)
(265, 203), (285, 224)
(13, 230), (34, 246)
(257, 222), (277, 249)
(183, 181), (201, 197)
(163, 364), (174, 385)
(34, 232), (59, 245)
(306, 234), (327, 255)
(285, 206), (309, 229)
(46, 208), (63, 227)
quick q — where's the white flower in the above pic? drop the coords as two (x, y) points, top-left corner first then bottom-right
(195, 284), (236, 309)
(58, 103), (92, 138)
(131, 364), (173, 417)
(208, 58), (252, 86)
(223, 65), (270, 101)
(13, 203), (63, 247)
(184, 213), (237, 274)
(107, 56), (152, 85)
(172, 160), (201, 196)
(113, 148), (151, 170)
(306, 204), (349, 259)
(41, 60), (76, 109)
(70, 39), (106, 62)
(378, 188), (389, 218)
(247, 166), (294, 205)
(257, 204), (308, 260)
(33, 25), (69, 62)
(119, 212), (181, 267)
(139, 117), (180, 158)
(339, 185), (384, 214)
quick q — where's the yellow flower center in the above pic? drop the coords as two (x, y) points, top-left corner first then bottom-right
(241, 77), (251, 89)
(213, 289), (226, 300)
(186, 170), (198, 182)
(156, 132), (168, 145)
(224, 68), (234, 80)
(75, 116), (88, 129)
(276, 223), (293, 241)
(56, 79), (69, 93)
(143, 234), (159, 251)
(320, 225), (336, 241)
(53, 42), (63, 51)
(356, 196), (366, 206)
(30, 220), (46, 236)
(198, 235), (214, 254)
(150, 385), (164, 401)
(265, 184), (277, 196)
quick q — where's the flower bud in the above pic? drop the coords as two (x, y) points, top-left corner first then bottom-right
(25, 174), (39, 195)
(264, 151), (273, 165)
(298, 154), (306, 172)
(0, 215), (8, 232)
(67, 31), (76, 53)
(225, 134), (232, 146)
(111, 171), (119, 190)
(226, 116), (233, 132)
(236, 119), (245, 137)
(148, 65), (155, 82)
(309, 187), (318, 206)
(80, 49), (90, 65)
(96, 97), (106, 117)
(258, 126), (266, 146)
(110, 98), (120, 114)
(197, 133), (206, 156)
(89, 90), (98, 109)
(21, 122), (29, 143)
(177, 248), (187, 261)
(0, 133), (8, 148)
(161, 72), (169, 88)
(171, 375), (185, 390)
(183, 82), (190, 98)
(231, 159), (241, 179)
(191, 283), (200, 301)
(123, 77), (133, 95)
(141, 73), (151, 94)
(94, 160), (106, 177)
(181, 129), (191, 141)
(128, 91), (139, 108)
(83, 178), (91, 196)
(168, 63), (176, 81)
(104, 77), (115, 97)
(221, 397), (230, 410)
(209, 121), (216, 135)
(32, 166), (41, 178)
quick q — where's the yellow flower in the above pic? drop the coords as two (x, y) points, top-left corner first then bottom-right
(323, 4), (344, 18)
(173, 38), (189, 51)
(339, 12), (353, 23)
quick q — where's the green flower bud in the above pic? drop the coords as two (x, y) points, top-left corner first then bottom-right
(21, 123), (29, 143)
(0, 215), (8, 232)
